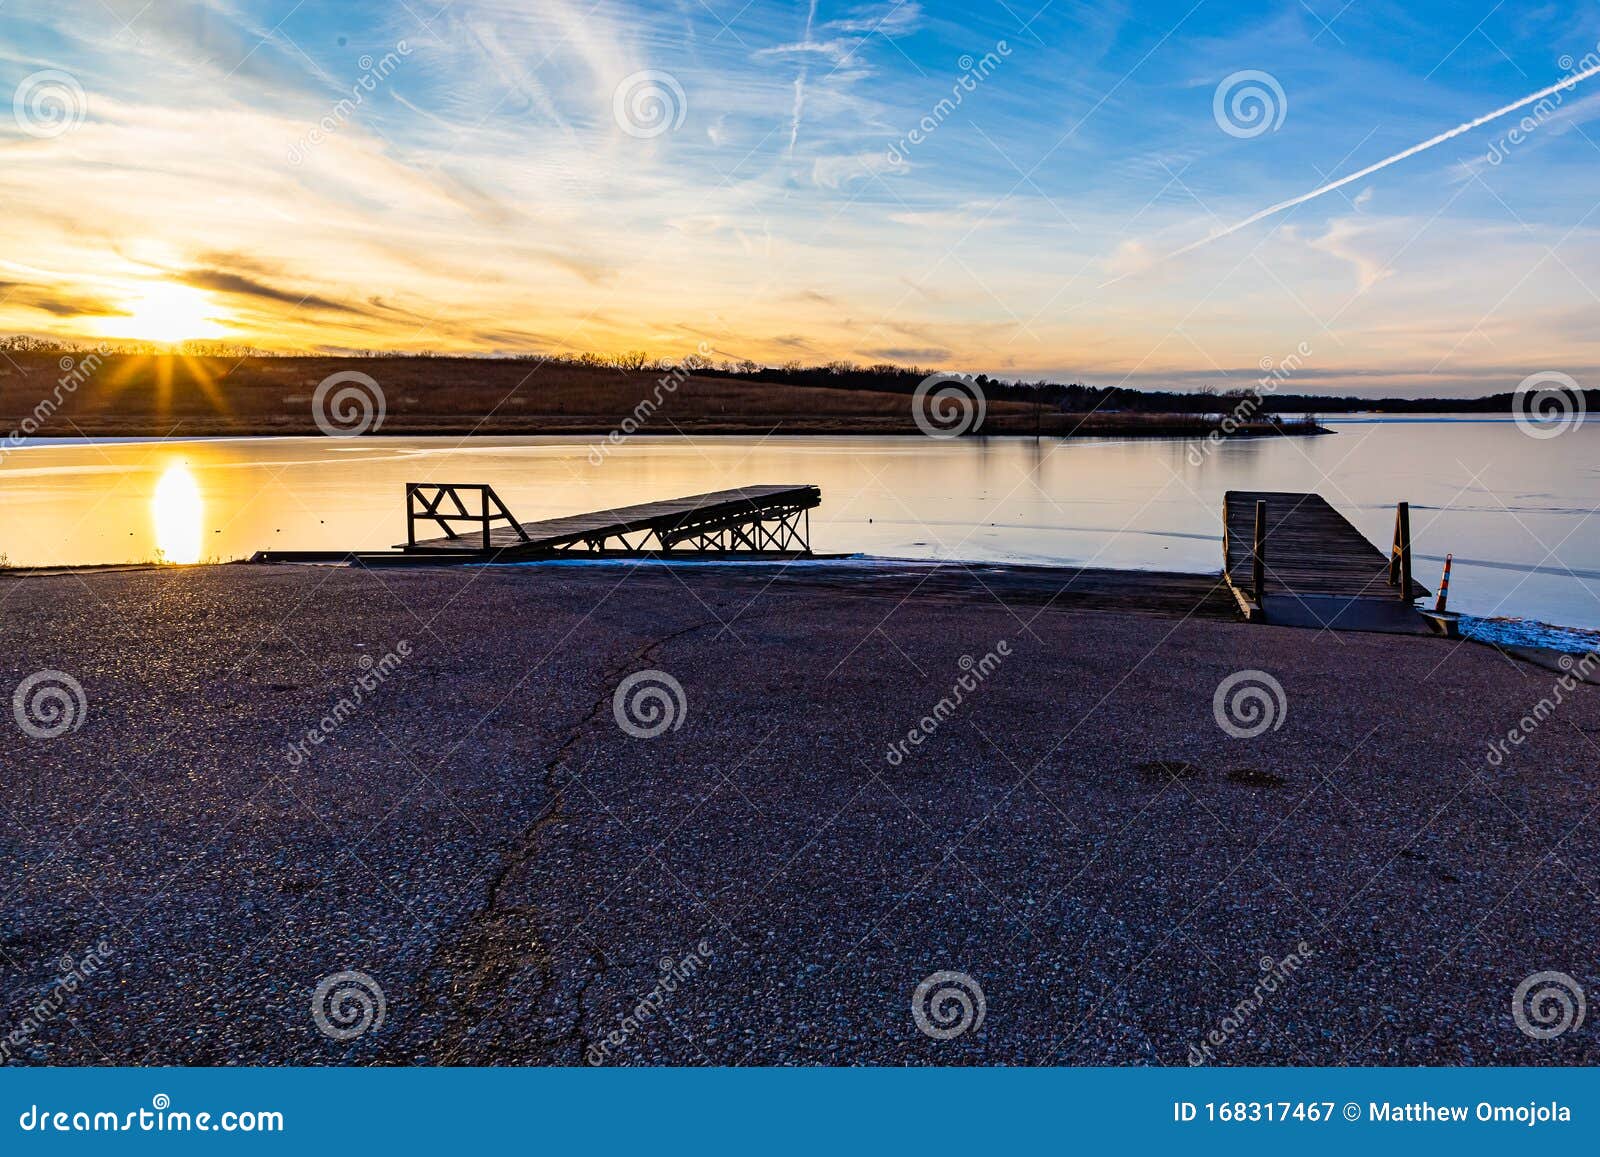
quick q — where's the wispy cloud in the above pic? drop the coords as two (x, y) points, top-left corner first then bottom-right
(179, 267), (370, 315)
(789, 0), (820, 156)
(0, 0), (1597, 395)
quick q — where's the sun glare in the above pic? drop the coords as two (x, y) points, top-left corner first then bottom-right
(152, 462), (204, 564)
(102, 283), (227, 345)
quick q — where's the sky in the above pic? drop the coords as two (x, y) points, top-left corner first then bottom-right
(2, 0), (1600, 396)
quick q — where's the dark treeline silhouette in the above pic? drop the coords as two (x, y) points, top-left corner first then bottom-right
(1, 335), (1583, 414)
(688, 359), (1587, 416)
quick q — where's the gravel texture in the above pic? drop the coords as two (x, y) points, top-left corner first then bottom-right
(0, 560), (1596, 1067)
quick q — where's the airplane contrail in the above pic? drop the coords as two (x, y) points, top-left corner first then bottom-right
(1103, 59), (1600, 287)
(788, 0), (820, 157)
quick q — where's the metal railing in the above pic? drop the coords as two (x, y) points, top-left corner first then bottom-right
(405, 484), (530, 551)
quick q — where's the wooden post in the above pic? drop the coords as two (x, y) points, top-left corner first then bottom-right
(1394, 501), (1412, 602)
(405, 484), (417, 547)
(481, 487), (492, 551)
(1252, 500), (1267, 604)
(1388, 507), (1400, 587)
(1221, 496), (1230, 572)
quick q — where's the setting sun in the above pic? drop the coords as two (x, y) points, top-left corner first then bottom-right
(101, 283), (226, 344)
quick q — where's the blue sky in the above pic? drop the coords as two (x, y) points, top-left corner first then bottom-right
(2, 0), (1599, 395)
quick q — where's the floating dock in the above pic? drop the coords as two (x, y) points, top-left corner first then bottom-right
(401, 483), (820, 558)
(251, 483), (1431, 638)
(251, 482), (824, 564)
(1223, 490), (1431, 631)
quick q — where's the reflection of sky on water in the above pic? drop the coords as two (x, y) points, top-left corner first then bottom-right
(0, 424), (1596, 628)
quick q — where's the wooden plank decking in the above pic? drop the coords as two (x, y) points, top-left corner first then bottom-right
(402, 484), (821, 554)
(1223, 490), (1429, 617)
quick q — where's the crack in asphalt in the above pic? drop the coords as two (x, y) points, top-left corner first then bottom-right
(388, 616), (722, 1064)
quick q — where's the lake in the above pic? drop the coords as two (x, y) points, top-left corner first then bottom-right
(3, 418), (1596, 629)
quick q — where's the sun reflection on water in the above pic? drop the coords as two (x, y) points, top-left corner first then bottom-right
(152, 463), (203, 563)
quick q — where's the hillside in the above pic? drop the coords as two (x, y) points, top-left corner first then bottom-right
(0, 353), (1320, 438)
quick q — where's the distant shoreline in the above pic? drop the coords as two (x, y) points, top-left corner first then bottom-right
(0, 351), (1333, 441)
(0, 414), (1550, 450)
(9, 417), (1332, 439)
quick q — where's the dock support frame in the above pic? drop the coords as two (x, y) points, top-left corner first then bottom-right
(558, 499), (814, 555)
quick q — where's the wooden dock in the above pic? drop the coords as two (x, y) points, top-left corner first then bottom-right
(1223, 490), (1429, 626)
(400, 483), (821, 558)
